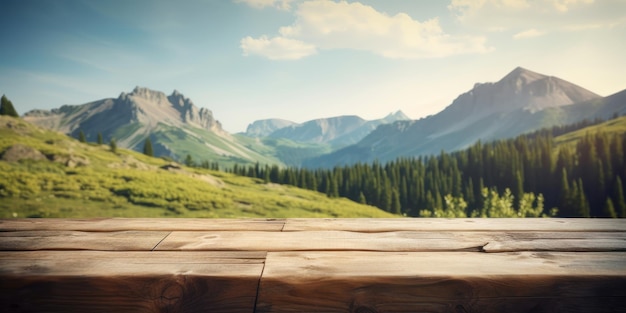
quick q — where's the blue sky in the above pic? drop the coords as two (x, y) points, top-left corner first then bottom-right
(1, 0), (625, 132)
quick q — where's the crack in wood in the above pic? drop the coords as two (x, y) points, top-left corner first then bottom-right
(253, 256), (268, 313)
(151, 231), (171, 251)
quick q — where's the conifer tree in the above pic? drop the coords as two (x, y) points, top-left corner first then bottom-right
(143, 137), (154, 157)
(263, 166), (270, 183)
(575, 179), (591, 217)
(269, 165), (280, 183)
(326, 173), (339, 198)
(513, 170), (524, 210)
(559, 168), (573, 216)
(307, 173), (317, 191)
(358, 191), (367, 204)
(298, 170), (307, 189)
(604, 198), (617, 218)
(97, 132), (104, 145)
(0, 95), (19, 117)
(391, 189), (401, 214)
(613, 177), (626, 217)
(78, 130), (86, 143)
(109, 138), (117, 153)
(464, 177), (475, 209)
(184, 154), (194, 167)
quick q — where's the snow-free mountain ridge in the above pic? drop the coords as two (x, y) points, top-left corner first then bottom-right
(306, 67), (621, 167)
(23, 87), (279, 165)
(21, 67), (623, 168)
(245, 118), (297, 137)
(246, 110), (410, 148)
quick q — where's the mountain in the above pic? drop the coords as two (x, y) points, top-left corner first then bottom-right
(245, 118), (297, 137)
(307, 67), (617, 167)
(248, 110), (410, 147)
(0, 115), (395, 218)
(23, 87), (281, 166)
(326, 111), (411, 147)
(269, 115), (366, 145)
(238, 111), (410, 167)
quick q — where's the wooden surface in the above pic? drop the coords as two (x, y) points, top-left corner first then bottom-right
(0, 218), (625, 312)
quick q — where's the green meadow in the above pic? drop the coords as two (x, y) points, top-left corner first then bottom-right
(0, 116), (396, 218)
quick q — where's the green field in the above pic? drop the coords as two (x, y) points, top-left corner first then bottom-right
(555, 115), (626, 147)
(0, 116), (396, 218)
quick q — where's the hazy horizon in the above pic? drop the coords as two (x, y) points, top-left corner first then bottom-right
(1, 0), (625, 132)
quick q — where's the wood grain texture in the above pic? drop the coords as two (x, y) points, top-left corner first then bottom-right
(283, 218), (626, 232)
(0, 218), (285, 232)
(257, 276), (626, 313)
(155, 230), (626, 252)
(0, 251), (265, 313)
(1, 218), (625, 312)
(256, 251), (626, 313)
(484, 238), (626, 252)
(482, 231), (626, 252)
(260, 251), (626, 278)
(0, 230), (169, 251)
(155, 231), (490, 252)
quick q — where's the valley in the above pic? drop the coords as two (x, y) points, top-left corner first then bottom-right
(4, 67), (626, 218)
(0, 116), (395, 218)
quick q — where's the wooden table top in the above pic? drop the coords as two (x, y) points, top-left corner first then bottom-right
(1, 218), (625, 312)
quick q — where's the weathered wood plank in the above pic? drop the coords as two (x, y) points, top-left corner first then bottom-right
(0, 250), (267, 266)
(155, 231), (490, 252)
(0, 218), (285, 232)
(0, 251), (265, 313)
(4, 218), (623, 232)
(256, 251), (626, 312)
(482, 231), (626, 252)
(283, 218), (626, 232)
(1, 218), (625, 312)
(484, 239), (626, 252)
(155, 231), (626, 252)
(0, 231), (169, 251)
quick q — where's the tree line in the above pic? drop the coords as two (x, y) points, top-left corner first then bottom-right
(1, 95), (19, 117)
(225, 117), (626, 218)
(57, 98), (625, 218)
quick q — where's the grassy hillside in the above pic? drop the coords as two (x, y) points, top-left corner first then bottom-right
(147, 124), (284, 168)
(0, 116), (396, 218)
(555, 115), (626, 147)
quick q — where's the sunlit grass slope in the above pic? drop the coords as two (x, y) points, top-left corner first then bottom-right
(0, 116), (396, 218)
(555, 115), (626, 148)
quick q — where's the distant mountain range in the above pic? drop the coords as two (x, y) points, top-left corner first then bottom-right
(245, 119), (297, 137)
(244, 111), (410, 148)
(22, 87), (406, 166)
(306, 67), (625, 167)
(22, 67), (625, 168)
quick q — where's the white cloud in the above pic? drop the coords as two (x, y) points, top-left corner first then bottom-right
(551, 0), (594, 12)
(448, 0), (623, 32)
(240, 35), (317, 60)
(513, 28), (545, 39)
(449, 0), (593, 17)
(233, 0), (294, 10)
(241, 0), (492, 60)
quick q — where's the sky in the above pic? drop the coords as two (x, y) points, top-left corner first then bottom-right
(1, 0), (625, 133)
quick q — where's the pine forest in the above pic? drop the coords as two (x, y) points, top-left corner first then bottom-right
(222, 118), (626, 218)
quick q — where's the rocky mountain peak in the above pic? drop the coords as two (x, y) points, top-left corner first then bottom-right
(383, 110), (410, 122)
(501, 66), (545, 84)
(113, 87), (221, 132)
(245, 118), (297, 137)
(167, 89), (193, 110)
(445, 67), (600, 119)
(128, 86), (169, 105)
(24, 86), (226, 150)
